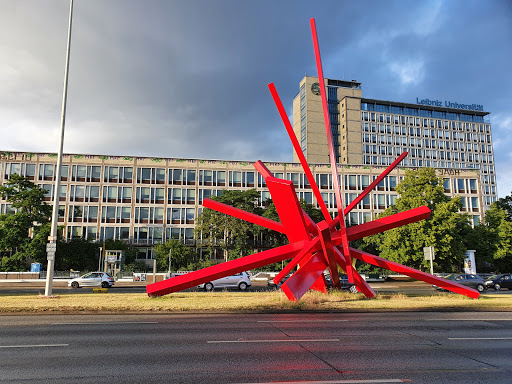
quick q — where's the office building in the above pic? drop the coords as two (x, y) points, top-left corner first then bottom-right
(293, 76), (497, 210)
(1, 150), (483, 259)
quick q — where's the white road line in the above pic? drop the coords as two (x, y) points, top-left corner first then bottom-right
(208, 339), (340, 343)
(448, 337), (512, 340)
(0, 344), (69, 348)
(52, 321), (158, 325)
(427, 319), (512, 321)
(257, 320), (348, 323)
(236, 380), (407, 384)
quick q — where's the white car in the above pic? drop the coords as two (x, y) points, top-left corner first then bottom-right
(198, 272), (251, 291)
(68, 272), (114, 289)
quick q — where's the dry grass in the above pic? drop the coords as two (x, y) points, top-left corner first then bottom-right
(0, 290), (511, 314)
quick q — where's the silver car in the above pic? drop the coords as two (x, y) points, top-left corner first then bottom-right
(68, 272), (114, 289)
(198, 272), (251, 291)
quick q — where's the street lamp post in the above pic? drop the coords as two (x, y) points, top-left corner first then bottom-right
(45, 0), (74, 297)
(168, 249), (172, 276)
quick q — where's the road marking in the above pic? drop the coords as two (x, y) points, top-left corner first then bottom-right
(52, 321), (158, 325)
(0, 344), (69, 348)
(208, 339), (340, 343)
(426, 319), (512, 321)
(448, 337), (512, 340)
(257, 320), (348, 323)
(236, 380), (407, 384)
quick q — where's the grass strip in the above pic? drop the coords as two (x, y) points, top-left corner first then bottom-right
(0, 290), (511, 313)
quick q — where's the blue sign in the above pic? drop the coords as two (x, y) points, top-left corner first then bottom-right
(416, 97), (484, 112)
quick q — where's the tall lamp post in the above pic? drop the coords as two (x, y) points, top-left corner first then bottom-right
(45, 0), (74, 297)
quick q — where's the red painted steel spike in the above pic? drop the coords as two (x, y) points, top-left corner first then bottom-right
(349, 247), (480, 299)
(342, 151), (408, 217)
(333, 247), (376, 298)
(310, 17), (355, 283)
(255, 160), (319, 235)
(273, 237), (321, 285)
(267, 83), (332, 223)
(317, 220), (341, 289)
(202, 198), (285, 234)
(281, 252), (329, 301)
(343, 206), (431, 242)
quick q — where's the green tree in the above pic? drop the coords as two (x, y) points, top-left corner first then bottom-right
(195, 189), (262, 261)
(494, 193), (512, 222)
(154, 239), (196, 272)
(466, 204), (512, 272)
(55, 238), (100, 272)
(365, 168), (471, 272)
(0, 175), (52, 271)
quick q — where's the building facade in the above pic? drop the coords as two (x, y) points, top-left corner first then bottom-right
(293, 76), (497, 210)
(1, 150), (483, 259)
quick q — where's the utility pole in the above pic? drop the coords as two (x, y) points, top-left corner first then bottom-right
(45, 0), (73, 297)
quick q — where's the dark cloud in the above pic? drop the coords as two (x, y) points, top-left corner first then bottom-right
(1, 0), (511, 195)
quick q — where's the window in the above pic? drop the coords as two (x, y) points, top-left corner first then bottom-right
(68, 205), (99, 223)
(168, 188), (195, 205)
(3, 163), (37, 180)
(167, 207), (195, 224)
(168, 169), (196, 185)
(198, 189), (223, 204)
(227, 171), (255, 188)
(316, 174), (331, 189)
(38, 184), (67, 202)
(135, 187), (164, 204)
(71, 165), (101, 182)
(137, 167), (166, 184)
(38, 164), (55, 181)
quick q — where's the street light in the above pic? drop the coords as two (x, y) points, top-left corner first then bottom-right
(45, 0), (73, 297)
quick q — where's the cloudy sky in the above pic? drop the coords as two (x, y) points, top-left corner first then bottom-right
(1, 0), (511, 196)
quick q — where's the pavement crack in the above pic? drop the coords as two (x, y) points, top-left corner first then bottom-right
(298, 344), (343, 373)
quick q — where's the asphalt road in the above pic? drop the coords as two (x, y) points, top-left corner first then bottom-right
(1, 312), (511, 383)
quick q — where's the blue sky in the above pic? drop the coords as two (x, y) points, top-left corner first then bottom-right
(1, 0), (511, 197)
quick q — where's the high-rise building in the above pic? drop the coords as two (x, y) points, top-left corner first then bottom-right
(293, 76), (497, 210)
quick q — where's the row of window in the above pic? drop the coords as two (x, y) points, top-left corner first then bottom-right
(363, 145), (494, 163)
(0, 164), (253, 187)
(66, 225), (195, 244)
(360, 106), (487, 124)
(362, 127), (493, 146)
(363, 155), (495, 174)
(66, 205), (196, 225)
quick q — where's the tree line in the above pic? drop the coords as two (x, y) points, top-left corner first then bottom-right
(1, 169), (511, 274)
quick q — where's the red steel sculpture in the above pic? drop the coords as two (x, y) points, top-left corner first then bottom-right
(147, 19), (479, 301)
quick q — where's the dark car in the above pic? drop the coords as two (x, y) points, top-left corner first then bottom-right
(325, 274), (358, 293)
(484, 274), (512, 291)
(268, 273), (357, 293)
(433, 273), (486, 292)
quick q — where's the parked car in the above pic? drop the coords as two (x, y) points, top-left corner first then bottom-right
(198, 272), (251, 291)
(433, 273), (486, 292)
(478, 273), (495, 281)
(267, 274), (292, 289)
(326, 274), (358, 293)
(484, 274), (512, 291)
(68, 272), (114, 289)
